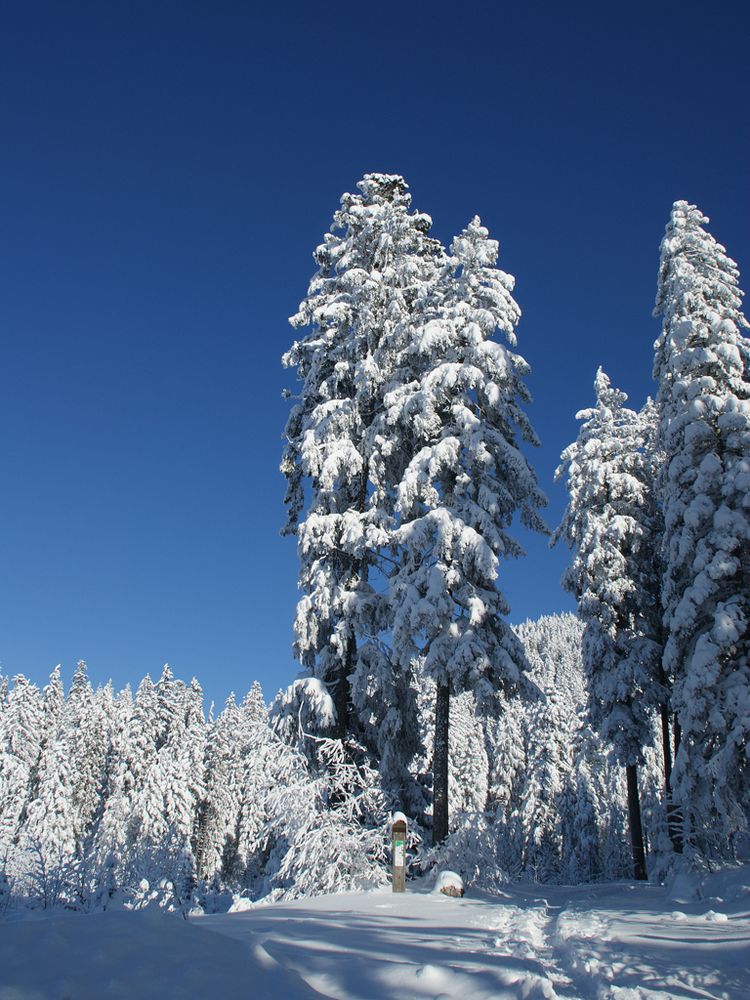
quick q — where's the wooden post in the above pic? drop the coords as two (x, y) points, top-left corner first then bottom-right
(392, 814), (407, 893)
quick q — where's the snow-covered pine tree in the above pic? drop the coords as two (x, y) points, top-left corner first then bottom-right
(129, 674), (204, 899)
(0, 677), (44, 854)
(262, 730), (389, 900)
(516, 686), (569, 881)
(652, 201), (750, 856)
(509, 613), (616, 882)
(196, 682), (274, 890)
(386, 217), (546, 843)
(96, 674), (159, 859)
(22, 666), (78, 867)
(235, 686), (285, 891)
(414, 670), (489, 830)
(281, 174), (445, 804)
(65, 662), (111, 853)
(640, 397), (682, 853)
(484, 696), (526, 875)
(242, 680), (268, 725)
(554, 369), (662, 879)
(41, 666), (64, 746)
(195, 693), (245, 883)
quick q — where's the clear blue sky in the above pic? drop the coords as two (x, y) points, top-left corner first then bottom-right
(1, 1), (748, 709)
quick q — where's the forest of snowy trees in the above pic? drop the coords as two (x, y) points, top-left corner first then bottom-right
(1, 615), (645, 913)
(1, 179), (748, 914)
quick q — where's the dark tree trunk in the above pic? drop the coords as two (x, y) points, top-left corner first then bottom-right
(659, 702), (673, 789)
(626, 763), (648, 881)
(332, 631), (355, 739)
(432, 682), (450, 846)
(656, 656), (683, 854)
(659, 702), (683, 854)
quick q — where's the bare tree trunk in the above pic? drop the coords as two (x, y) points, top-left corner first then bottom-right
(432, 683), (450, 846)
(626, 763), (648, 881)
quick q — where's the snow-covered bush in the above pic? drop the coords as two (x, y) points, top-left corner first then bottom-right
(261, 735), (389, 900)
(415, 813), (506, 892)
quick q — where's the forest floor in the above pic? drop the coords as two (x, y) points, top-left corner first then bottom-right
(1, 865), (749, 999)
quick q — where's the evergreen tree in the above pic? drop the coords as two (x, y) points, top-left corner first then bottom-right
(640, 398), (682, 853)
(517, 687), (568, 881)
(41, 666), (64, 746)
(196, 693), (245, 883)
(23, 728), (77, 862)
(0, 676), (44, 852)
(236, 689), (281, 890)
(485, 697), (527, 875)
(263, 732), (388, 899)
(554, 370), (660, 879)
(510, 614), (612, 882)
(281, 173), (445, 803)
(414, 674), (489, 831)
(386, 217), (545, 842)
(653, 201), (750, 855)
(242, 680), (268, 725)
(448, 692), (489, 822)
(97, 675), (159, 856)
(66, 662), (110, 852)
(22, 665), (92, 862)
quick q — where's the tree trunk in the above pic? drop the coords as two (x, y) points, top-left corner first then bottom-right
(659, 702), (672, 789)
(659, 702), (683, 854)
(432, 683), (450, 846)
(332, 631), (355, 740)
(656, 656), (682, 855)
(626, 763), (648, 881)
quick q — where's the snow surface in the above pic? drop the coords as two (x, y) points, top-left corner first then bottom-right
(2, 867), (750, 999)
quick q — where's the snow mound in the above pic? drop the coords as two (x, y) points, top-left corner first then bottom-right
(434, 870), (465, 897)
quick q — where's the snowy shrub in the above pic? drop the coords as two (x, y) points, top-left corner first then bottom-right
(414, 813), (506, 892)
(261, 735), (389, 900)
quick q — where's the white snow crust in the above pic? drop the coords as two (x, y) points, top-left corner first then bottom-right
(2, 867), (749, 999)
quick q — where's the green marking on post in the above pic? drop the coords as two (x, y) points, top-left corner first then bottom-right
(392, 815), (407, 893)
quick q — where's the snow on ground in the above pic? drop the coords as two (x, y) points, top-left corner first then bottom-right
(1, 866), (749, 999)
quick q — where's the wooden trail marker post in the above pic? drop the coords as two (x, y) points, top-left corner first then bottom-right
(392, 813), (407, 893)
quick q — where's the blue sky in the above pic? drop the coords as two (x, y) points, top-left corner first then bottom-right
(1, 1), (748, 709)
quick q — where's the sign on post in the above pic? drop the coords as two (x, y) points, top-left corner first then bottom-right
(392, 812), (407, 893)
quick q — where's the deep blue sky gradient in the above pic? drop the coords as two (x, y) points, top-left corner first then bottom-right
(1, 1), (748, 708)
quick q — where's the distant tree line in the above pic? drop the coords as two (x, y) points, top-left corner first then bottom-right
(1, 614), (654, 913)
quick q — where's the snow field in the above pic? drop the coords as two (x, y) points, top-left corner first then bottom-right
(1, 868), (749, 999)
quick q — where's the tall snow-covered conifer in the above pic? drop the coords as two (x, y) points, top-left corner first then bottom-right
(653, 201), (750, 855)
(281, 174), (445, 802)
(554, 369), (660, 879)
(385, 217), (546, 843)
